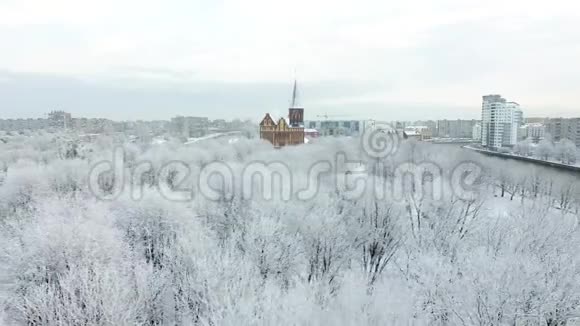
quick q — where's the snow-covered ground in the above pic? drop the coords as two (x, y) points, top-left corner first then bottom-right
(184, 131), (243, 145)
(1, 137), (580, 325)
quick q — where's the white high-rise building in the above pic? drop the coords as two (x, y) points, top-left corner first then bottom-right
(512, 103), (524, 127)
(506, 101), (523, 143)
(472, 124), (482, 141)
(481, 95), (521, 149)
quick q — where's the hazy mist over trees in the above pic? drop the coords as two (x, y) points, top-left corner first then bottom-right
(1, 132), (580, 325)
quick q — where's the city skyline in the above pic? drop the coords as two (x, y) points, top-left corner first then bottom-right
(0, 105), (576, 124)
(0, 84), (578, 122)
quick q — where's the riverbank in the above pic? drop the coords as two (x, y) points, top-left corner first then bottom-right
(463, 146), (580, 173)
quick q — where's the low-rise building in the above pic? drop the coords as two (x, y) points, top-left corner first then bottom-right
(413, 120), (437, 136)
(404, 126), (432, 141)
(171, 116), (209, 139)
(210, 119), (227, 130)
(0, 118), (50, 131)
(518, 123), (545, 142)
(48, 110), (72, 129)
(304, 128), (319, 138)
(546, 118), (580, 147)
(436, 119), (480, 138)
(304, 120), (361, 136)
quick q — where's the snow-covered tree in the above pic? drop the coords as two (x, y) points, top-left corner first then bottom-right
(536, 138), (555, 160)
(514, 138), (533, 156)
(555, 138), (577, 164)
(0, 132), (579, 325)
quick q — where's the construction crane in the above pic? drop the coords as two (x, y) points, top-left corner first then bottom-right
(316, 114), (353, 120)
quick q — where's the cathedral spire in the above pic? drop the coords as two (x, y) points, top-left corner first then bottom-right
(290, 71), (299, 108)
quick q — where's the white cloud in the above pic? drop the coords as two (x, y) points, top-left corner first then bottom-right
(0, 0), (579, 117)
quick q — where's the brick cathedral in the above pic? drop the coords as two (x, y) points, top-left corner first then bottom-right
(259, 80), (305, 147)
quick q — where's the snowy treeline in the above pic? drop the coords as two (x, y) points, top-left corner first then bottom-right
(1, 133), (580, 325)
(515, 137), (578, 165)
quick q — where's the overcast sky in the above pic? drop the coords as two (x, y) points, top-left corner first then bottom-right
(1, 0), (579, 121)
